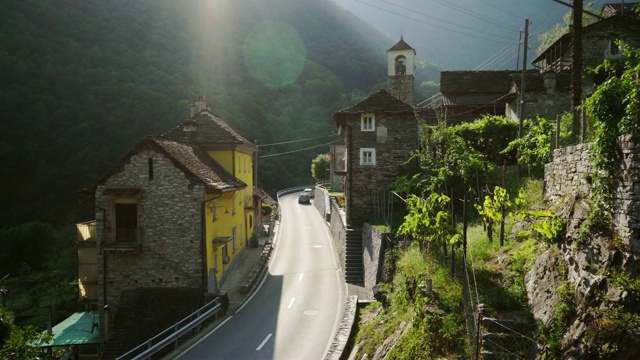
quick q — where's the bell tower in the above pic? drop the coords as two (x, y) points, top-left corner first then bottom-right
(386, 36), (416, 105)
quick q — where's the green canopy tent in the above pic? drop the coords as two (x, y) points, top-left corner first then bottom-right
(38, 311), (100, 359)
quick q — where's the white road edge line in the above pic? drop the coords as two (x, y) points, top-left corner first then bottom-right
(288, 297), (296, 309)
(172, 316), (233, 358)
(256, 333), (273, 351)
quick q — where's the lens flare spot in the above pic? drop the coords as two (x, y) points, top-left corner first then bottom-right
(243, 21), (307, 89)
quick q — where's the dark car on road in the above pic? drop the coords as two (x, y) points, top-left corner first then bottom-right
(298, 191), (311, 204)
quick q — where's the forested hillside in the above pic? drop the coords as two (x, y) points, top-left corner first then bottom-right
(0, 0), (440, 227)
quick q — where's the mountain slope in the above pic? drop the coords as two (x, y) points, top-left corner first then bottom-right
(0, 0), (423, 226)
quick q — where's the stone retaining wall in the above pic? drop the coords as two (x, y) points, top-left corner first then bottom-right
(362, 223), (386, 297)
(544, 134), (640, 254)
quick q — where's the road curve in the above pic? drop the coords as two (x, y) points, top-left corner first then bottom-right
(175, 192), (347, 359)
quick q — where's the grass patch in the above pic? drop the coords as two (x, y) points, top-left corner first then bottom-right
(354, 247), (467, 359)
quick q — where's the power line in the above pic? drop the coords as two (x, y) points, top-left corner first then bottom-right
(374, 0), (517, 40)
(477, 0), (525, 20)
(258, 134), (338, 147)
(426, 0), (521, 31)
(259, 140), (339, 158)
(350, 0), (514, 44)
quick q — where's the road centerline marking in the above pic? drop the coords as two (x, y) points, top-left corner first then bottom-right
(256, 333), (272, 351)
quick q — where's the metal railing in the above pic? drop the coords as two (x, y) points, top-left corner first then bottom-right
(276, 185), (315, 199)
(115, 298), (223, 360)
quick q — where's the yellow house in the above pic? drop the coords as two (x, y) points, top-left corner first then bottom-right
(71, 96), (258, 354)
(162, 95), (258, 292)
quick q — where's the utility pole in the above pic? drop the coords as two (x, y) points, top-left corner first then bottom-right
(571, 0), (584, 144)
(517, 19), (529, 178)
(516, 30), (523, 71)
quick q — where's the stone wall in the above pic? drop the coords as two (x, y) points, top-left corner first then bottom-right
(544, 134), (640, 255)
(329, 201), (347, 272)
(96, 146), (204, 315)
(313, 185), (330, 222)
(522, 89), (572, 122)
(362, 223), (387, 297)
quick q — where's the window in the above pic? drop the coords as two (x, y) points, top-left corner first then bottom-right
(395, 55), (407, 75)
(115, 203), (138, 243)
(148, 158), (154, 180)
(361, 113), (375, 131)
(360, 148), (376, 165)
(232, 227), (237, 251)
(610, 39), (620, 56)
(222, 244), (230, 264)
(212, 200), (219, 221)
(232, 194), (236, 215)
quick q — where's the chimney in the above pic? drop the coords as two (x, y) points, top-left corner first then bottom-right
(189, 95), (209, 116)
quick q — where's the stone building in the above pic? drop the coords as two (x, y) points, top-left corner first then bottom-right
(333, 37), (419, 226)
(440, 11), (640, 126)
(73, 97), (258, 356)
(532, 13), (640, 95)
(439, 70), (572, 124)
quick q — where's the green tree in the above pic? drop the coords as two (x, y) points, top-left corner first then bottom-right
(0, 222), (59, 277)
(502, 117), (553, 172)
(398, 193), (452, 254)
(311, 154), (330, 184)
(475, 186), (518, 246)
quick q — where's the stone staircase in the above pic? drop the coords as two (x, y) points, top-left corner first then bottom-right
(345, 227), (364, 285)
(480, 315), (530, 359)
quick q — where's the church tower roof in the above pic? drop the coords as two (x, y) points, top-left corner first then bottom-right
(387, 36), (415, 52)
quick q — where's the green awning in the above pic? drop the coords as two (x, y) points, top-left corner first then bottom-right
(39, 311), (100, 347)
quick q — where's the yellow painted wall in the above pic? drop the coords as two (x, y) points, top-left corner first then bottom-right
(203, 146), (256, 286)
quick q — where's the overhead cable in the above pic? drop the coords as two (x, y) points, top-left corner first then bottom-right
(350, 0), (513, 44)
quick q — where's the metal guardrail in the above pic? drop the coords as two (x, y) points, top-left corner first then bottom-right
(276, 185), (315, 199)
(115, 298), (223, 360)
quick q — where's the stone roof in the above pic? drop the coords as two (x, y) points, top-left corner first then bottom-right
(440, 70), (515, 95)
(254, 186), (276, 206)
(440, 70), (516, 106)
(334, 89), (414, 115)
(387, 36), (415, 52)
(150, 137), (246, 192)
(163, 109), (256, 148)
(333, 89), (415, 127)
(85, 136), (246, 194)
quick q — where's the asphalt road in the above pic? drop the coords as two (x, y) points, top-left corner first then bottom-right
(175, 192), (347, 359)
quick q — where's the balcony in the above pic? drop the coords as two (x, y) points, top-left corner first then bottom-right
(76, 220), (97, 243)
(104, 228), (142, 251)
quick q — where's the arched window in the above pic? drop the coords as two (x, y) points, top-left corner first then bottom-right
(395, 55), (407, 75)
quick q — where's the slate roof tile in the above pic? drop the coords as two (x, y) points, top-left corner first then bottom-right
(334, 89), (414, 115)
(163, 110), (255, 147)
(86, 136), (245, 194)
